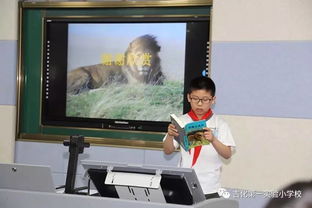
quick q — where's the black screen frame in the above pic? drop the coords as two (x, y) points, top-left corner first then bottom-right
(41, 15), (210, 132)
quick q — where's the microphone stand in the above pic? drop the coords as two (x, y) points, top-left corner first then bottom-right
(63, 135), (90, 194)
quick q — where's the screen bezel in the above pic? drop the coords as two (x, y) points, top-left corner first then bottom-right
(41, 15), (210, 133)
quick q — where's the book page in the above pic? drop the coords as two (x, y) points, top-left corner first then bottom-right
(170, 114), (186, 128)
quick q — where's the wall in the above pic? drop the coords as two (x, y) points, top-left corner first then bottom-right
(0, 0), (18, 163)
(211, 0), (312, 192)
(1, 1), (311, 207)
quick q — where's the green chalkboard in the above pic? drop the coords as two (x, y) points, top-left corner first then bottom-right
(17, 1), (211, 149)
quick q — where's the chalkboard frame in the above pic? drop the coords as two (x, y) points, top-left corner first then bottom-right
(16, 1), (212, 149)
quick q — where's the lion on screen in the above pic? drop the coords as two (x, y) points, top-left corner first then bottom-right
(67, 34), (165, 94)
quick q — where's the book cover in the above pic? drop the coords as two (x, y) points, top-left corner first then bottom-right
(170, 114), (211, 151)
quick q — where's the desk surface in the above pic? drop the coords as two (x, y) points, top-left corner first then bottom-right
(0, 188), (239, 208)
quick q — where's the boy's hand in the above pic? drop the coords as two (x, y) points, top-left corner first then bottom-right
(203, 127), (216, 142)
(168, 124), (179, 137)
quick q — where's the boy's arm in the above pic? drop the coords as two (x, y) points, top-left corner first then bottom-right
(163, 124), (178, 154)
(211, 138), (232, 159)
(203, 127), (232, 159)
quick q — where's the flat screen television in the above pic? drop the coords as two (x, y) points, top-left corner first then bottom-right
(81, 160), (206, 205)
(42, 16), (210, 132)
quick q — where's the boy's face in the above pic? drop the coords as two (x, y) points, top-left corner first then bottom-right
(187, 89), (215, 119)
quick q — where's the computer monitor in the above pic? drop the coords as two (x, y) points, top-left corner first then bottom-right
(81, 160), (205, 205)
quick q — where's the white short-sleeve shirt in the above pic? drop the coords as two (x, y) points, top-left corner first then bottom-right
(169, 113), (236, 194)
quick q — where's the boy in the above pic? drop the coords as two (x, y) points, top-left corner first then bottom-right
(163, 76), (236, 199)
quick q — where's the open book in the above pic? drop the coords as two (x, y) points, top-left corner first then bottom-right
(170, 114), (211, 151)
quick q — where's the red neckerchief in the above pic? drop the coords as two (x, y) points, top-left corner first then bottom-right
(187, 109), (213, 167)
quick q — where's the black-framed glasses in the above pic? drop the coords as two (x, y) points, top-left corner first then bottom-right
(190, 96), (213, 104)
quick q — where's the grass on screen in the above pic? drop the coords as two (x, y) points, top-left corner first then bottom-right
(66, 80), (183, 121)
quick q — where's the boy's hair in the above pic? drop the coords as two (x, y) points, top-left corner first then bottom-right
(189, 76), (216, 97)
